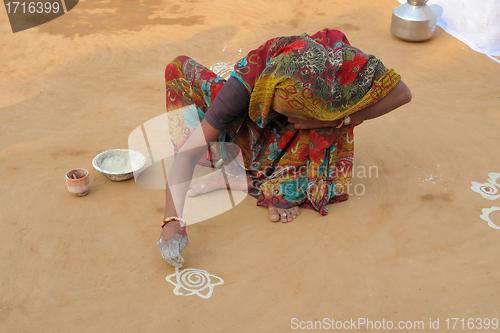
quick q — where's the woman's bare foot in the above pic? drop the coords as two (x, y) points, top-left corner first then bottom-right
(187, 169), (250, 197)
(268, 206), (300, 223)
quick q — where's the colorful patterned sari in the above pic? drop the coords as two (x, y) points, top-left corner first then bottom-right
(165, 29), (401, 215)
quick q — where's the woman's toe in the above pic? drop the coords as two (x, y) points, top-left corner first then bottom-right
(186, 181), (208, 197)
(276, 209), (288, 223)
(268, 207), (280, 222)
(186, 187), (199, 197)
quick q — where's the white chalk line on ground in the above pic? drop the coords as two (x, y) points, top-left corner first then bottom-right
(471, 172), (500, 230)
(209, 62), (234, 79)
(166, 267), (224, 299)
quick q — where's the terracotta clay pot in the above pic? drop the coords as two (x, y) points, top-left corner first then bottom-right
(66, 168), (91, 196)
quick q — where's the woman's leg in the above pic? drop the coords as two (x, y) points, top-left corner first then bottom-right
(165, 56), (226, 165)
(186, 167), (300, 222)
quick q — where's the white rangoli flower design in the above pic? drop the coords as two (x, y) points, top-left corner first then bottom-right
(471, 173), (500, 200)
(166, 267), (224, 299)
(479, 206), (500, 230)
(487, 172), (500, 187)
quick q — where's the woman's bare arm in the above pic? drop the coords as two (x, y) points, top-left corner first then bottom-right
(349, 80), (412, 123)
(288, 80), (412, 129)
(163, 119), (223, 219)
(159, 119), (222, 249)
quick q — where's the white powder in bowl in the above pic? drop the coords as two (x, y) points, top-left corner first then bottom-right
(98, 150), (143, 173)
(100, 155), (132, 173)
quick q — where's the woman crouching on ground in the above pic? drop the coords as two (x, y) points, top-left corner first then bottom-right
(157, 28), (412, 267)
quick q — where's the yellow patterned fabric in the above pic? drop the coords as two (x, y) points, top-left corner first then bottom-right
(165, 29), (402, 215)
(228, 30), (401, 214)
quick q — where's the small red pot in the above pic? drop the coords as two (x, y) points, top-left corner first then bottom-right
(66, 168), (91, 196)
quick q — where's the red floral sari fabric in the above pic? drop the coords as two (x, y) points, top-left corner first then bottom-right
(165, 29), (401, 215)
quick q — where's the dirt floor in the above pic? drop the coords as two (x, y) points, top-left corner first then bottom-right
(1, 0), (500, 332)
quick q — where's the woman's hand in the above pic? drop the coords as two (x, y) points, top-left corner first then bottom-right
(287, 117), (341, 129)
(157, 221), (188, 268)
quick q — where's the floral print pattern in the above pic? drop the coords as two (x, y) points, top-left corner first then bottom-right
(165, 28), (401, 215)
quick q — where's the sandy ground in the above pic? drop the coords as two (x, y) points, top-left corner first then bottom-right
(1, 0), (500, 332)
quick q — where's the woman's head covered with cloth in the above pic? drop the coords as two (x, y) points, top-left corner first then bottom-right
(231, 28), (401, 128)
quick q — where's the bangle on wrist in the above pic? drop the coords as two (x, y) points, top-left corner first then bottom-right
(161, 216), (185, 228)
(335, 115), (352, 128)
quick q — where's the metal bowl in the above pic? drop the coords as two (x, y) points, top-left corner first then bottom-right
(92, 149), (146, 182)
